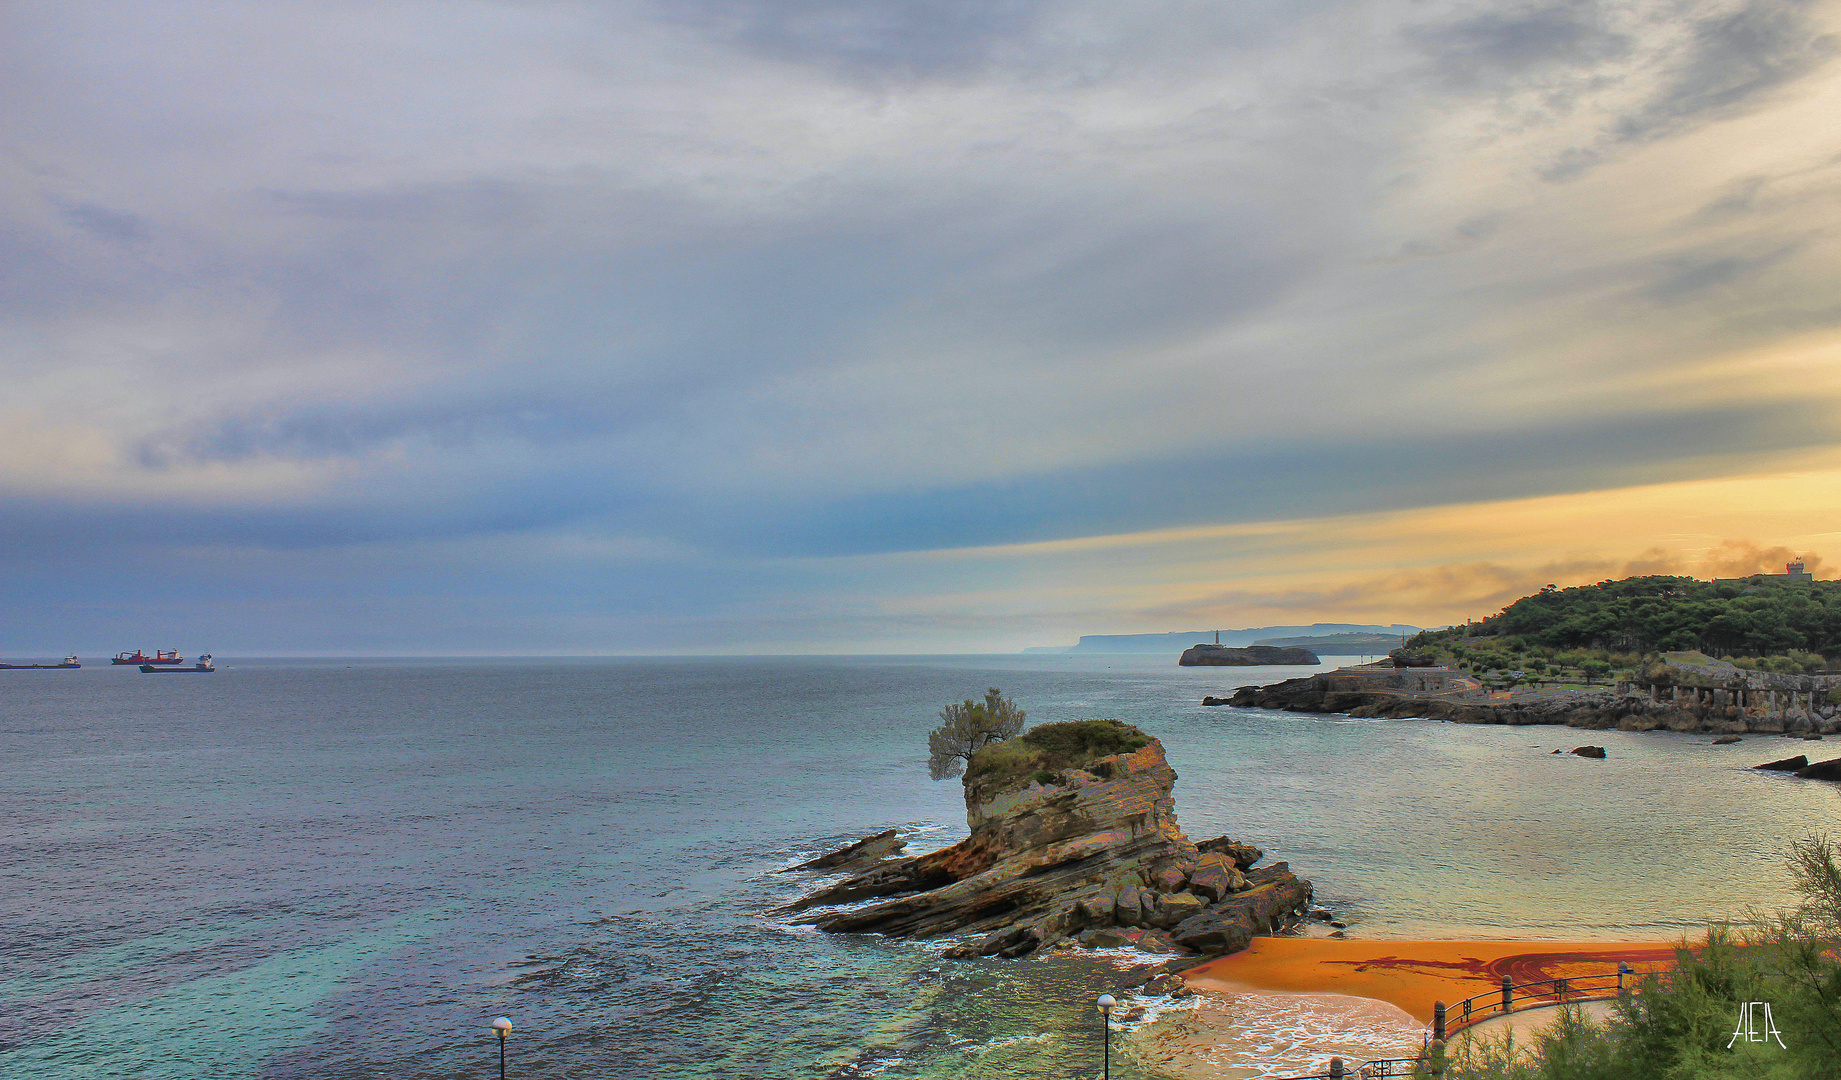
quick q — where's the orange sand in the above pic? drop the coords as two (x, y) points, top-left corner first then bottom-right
(1183, 938), (1678, 1023)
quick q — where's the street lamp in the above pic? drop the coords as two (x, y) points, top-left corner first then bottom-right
(1096, 994), (1116, 1080)
(491, 1016), (513, 1080)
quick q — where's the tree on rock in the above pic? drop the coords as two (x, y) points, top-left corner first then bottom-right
(928, 688), (1025, 780)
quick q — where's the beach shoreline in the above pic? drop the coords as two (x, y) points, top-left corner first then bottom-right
(1182, 936), (1676, 1022)
(1127, 936), (1677, 1078)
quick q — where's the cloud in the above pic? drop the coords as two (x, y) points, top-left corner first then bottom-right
(1407, 1), (1632, 87)
(1537, 0), (1839, 180)
(1140, 541), (1829, 628)
(1696, 538), (1827, 577)
(4, 0), (1841, 650)
(657, 0), (1049, 80)
(1642, 241), (1801, 303)
(1612, 0), (1838, 144)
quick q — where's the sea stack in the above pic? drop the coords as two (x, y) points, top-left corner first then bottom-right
(780, 720), (1311, 958)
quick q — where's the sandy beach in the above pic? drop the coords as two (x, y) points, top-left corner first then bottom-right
(1128, 938), (1679, 1078)
(1183, 937), (1678, 1022)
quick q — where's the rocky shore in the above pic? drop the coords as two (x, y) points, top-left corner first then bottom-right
(1219, 665), (1841, 737)
(778, 720), (1311, 959)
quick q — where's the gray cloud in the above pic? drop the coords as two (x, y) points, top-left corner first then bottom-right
(1536, 0), (1838, 180)
(56, 199), (147, 243)
(658, 0), (1048, 79)
(1642, 241), (1801, 303)
(1694, 175), (1771, 219)
(1614, 0), (1837, 143)
(1407, 1), (1631, 87)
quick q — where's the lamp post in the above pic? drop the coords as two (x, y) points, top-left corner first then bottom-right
(1096, 994), (1115, 1080)
(491, 1016), (513, 1080)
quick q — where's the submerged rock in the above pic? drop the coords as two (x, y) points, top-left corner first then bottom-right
(1571, 745), (1607, 759)
(779, 720), (1310, 959)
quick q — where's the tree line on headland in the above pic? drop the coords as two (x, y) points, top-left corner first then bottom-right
(1410, 575), (1841, 676)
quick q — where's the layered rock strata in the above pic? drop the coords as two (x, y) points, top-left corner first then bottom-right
(1224, 671), (1841, 736)
(779, 721), (1310, 958)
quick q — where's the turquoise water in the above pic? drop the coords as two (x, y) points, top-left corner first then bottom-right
(2, 655), (1834, 1078)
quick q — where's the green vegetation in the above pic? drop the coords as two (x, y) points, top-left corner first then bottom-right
(1425, 576), (1841, 656)
(964, 718), (1150, 789)
(927, 688), (1026, 780)
(1441, 837), (1841, 1080)
(1409, 575), (1840, 684)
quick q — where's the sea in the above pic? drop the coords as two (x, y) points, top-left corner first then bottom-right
(3, 654), (1835, 1079)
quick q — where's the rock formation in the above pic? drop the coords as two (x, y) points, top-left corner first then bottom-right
(1222, 669), (1841, 736)
(1754, 755), (1808, 772)
(1794, 755), (1841, 781)
(778, 719), (1310, 959)
(1179, 644), (1320, 667)
(786, 828), (906, 871)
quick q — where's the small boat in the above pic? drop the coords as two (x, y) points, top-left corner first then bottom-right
(114, 649), (184, 665)
(142, 654), (214, 673)
(1, 654), (81, 669)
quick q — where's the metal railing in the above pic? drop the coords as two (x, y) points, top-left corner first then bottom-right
(1268, 1056), (1423, 1080)
(1443, 965), (1649, 1036)
(1265, 963), (1660, 1080)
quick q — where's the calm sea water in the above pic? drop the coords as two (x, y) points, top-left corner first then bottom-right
(3, 655), (1835, 1079)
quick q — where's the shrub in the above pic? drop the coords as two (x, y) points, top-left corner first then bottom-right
(965, 719), (1151, 790)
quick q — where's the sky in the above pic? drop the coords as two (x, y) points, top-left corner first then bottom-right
(4, 0), (1841, 655)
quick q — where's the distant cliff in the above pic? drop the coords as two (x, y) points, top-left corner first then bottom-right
(1179, 644), (1320, 666)
(779, 720), (1310, 959)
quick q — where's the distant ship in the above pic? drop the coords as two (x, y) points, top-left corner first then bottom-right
(113, 649), (183, 665)
(141, 654), (214, 673)
(1, 654), (81, 669)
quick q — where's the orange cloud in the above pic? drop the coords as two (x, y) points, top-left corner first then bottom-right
(1142, 542), (1827, 627)
(1694, 540), (1826, 579)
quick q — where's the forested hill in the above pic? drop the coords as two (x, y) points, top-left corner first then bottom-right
(1415, 575), (1841, 658)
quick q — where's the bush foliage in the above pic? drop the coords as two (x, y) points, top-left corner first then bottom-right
(965, 718), (1151, 789)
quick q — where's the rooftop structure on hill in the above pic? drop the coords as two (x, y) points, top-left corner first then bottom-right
(1712, 560), (1813, 585)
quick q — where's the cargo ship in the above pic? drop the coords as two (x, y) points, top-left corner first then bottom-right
(141, 654), (214, 673)
(113, 649), (183, 665)
(1, 654), (81, 669)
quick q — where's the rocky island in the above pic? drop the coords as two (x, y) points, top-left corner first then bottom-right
(1179, 644), (1319, 666)
(779, 719), (1311, 959)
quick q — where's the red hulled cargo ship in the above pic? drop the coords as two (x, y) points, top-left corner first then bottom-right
(112, 649), (184, 665)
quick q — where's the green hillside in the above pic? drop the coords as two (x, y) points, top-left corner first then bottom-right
(1410, 574), (1841, 676)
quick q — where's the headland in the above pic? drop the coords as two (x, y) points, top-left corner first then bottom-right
(1214, 659), (1841, 737)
